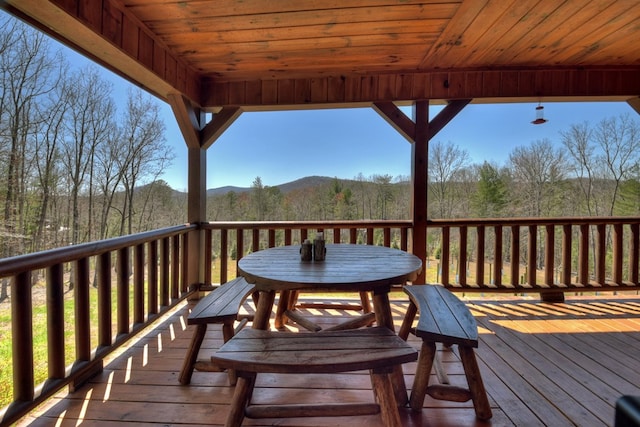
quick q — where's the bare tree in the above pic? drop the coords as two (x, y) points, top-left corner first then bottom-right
(562, 114), (640, 216)
(428, 140), (470, 218)
(508, 138), (567, 217)
(61, 66), (115, 248)
(117, 89), (171, 235)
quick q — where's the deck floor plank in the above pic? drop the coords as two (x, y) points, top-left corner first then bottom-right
(16, 294), (640, 427)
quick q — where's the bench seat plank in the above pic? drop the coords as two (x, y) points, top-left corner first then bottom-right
(213, 327), (416, 427)
(179, 277), (256, 385)
(401, 284), (492, 421)
(406, 284), (478, 347)
(188, 277), (255, 324)
(213, 327), (417, 374)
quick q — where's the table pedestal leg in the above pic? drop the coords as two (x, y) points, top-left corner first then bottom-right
(372, 289), (409, 406)
(274, 290), (292, 329)
(252, 290), (275, 330)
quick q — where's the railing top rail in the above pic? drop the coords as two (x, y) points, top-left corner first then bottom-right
(0, 224), (196, 278)
(428, 216), (640, 227)
(202, 220), (413, 229)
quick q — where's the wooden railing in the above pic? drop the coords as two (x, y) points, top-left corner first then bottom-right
(429, 217), (640, 295)
(2, 217), (639, 424)
(200, 220), (412, 285)
(0, 224), (196, 426)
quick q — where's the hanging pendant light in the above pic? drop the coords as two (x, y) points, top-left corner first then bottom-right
(531, 102), (548, 125)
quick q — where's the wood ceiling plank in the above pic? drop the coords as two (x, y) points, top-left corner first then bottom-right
(507, 0), (617, 64)
(565, 16), (640, 65)
(446, 0), (522, 68)
(181, 33), (438, 60)
(166, 20), (445, 47)
(127, 0), (460, 21)
(542, 0), (639, 65)
(465, 0), (561, 68)
(418, 0), (488, 69)
(146, 4), (456, 37)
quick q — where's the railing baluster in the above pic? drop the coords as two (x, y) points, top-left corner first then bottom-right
(252, 229), (260, 252)
(459, 226), (467, 286)
(630, 223), (639, 285)
(12, 271), (34, 401)
(476, 226), (485, 286)
(511, 225), (520, 287)
(578, 224), (589, 285)
(612, 224), (623, 285)
(149, 240), (160, 311)
(117, 248), (130, 336)
(97, 252), (112, 347)
(401, 227), (408, 251)
(47, 264), (65, 379)
(160, 237), (170, 299)
(494, 226), (502, 287)
(527, 225), (537, 287)
(268, 229), (276, 247)
(596, 224), (606, 285)
(220, 229), (228, 284)
(441, 226), (450, 286)
(203, 228), (212, 286)
(171, 234), (180, 299)
(545, 225), (555, 287)
(181, 233), (189, 293)
(561, 225), (572, 286)
(75, 258), (91, 360)
(134, 243), (145, 324)
(366, 227), (373, 245)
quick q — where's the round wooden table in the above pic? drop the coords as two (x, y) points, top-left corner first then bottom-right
(237, 243), (422, 407)
(238, 243), (423, 331)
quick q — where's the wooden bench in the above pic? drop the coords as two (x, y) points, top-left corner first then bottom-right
(178, 277), (256, 385)
(211, 327), (418, 427)
(399, 284), (492, 420)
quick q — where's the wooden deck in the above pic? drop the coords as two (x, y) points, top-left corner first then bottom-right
(16, 292), (640, 427)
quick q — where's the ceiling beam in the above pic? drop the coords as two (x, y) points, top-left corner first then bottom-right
(428, 99), (471, 140)
(204, 69), (640, 109)
(372, 102), (415, 143)
(201, 107), (243, 150)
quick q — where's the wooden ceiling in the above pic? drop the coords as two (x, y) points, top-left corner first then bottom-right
(3, 0), (640, 110)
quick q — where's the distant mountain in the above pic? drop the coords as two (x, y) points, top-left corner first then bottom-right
(206, 176), (337, 197)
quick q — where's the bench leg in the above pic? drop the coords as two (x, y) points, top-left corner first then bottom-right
(225, 372), (256, 427)
(398, 301), (417, 341)
(221, 321), (238, 385)
(371, 368), (402, 427)
(409, 340), (436, 411)
(179, 324), (207, 385)
(459, 345), (492, 420)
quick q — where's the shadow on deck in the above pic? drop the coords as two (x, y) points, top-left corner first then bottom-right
(16, 292), (640, 427)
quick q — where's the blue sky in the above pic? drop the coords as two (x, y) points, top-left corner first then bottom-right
(59, 40), (635, 191)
